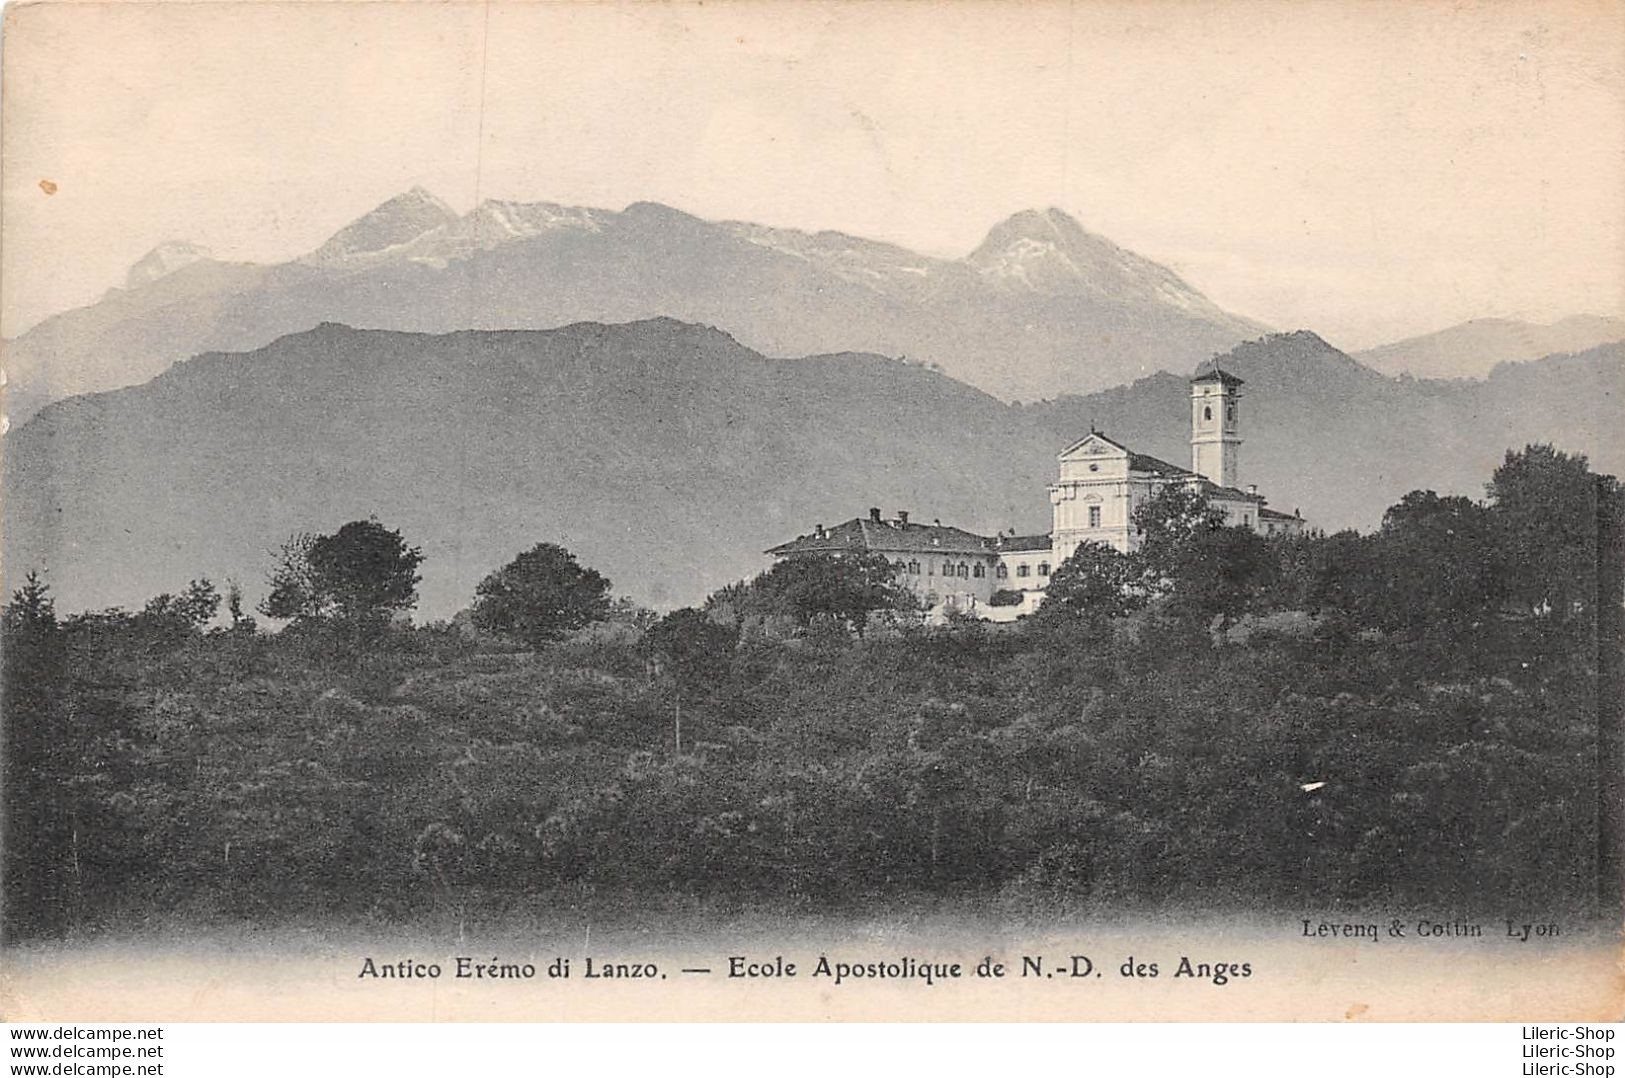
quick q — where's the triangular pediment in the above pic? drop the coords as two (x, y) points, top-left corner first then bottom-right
(1058, 431), (1131, 461)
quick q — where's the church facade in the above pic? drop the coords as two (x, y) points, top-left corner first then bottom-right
(767, 365), (1304, 618)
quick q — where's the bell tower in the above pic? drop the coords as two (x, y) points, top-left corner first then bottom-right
(1190, 364), (1244, 489)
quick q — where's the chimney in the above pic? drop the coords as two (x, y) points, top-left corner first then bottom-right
(897, 510), (910, 527)
(1247, 484), (1258, 496)
(815, 523), (825, 539)
(869, 507), (882, 522)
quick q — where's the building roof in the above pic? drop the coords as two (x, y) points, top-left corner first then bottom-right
(767, 513), (1061, 559)
(766, 516), (996, 557)
(1128, 451), (1194, 478)
(994, 533), (1053, 553)
(1259, 506), (1302, 521)
(1120, 448), (1264, 505)
(1195, 478), (1268, 504)
(1191, 362), (1245, 388)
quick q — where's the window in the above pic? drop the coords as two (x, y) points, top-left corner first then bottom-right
(1088, 505), (1101, 528)
(973, 564), (985, 579)
(1204, 405), (1212, 421)
(1017, 564), (1030, 578)
(1038, 562), (1050, 576)
(908, 560), (920, 574)
(957, 564), (969, 579)
(996, 564), (1008, 579)
(1227, 402), (1236, 422)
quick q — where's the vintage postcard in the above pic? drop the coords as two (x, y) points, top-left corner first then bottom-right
(1, 0), (1621, 1023)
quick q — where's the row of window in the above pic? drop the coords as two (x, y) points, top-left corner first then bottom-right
(890, 559), (1051, 580)
(893, 559), (984, 579)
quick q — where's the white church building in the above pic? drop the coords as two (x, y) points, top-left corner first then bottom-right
(767, 364), (1305, 618)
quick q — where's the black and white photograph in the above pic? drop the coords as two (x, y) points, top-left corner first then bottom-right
(1, 0), (1620, 1026)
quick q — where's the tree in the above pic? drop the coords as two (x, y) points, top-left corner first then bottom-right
(750, 552), (916, 635)
(261, 533), (322, 622)
(1, 570), (67, 938)
(260, 520), (424, 626)
(224, 580), (257, 634)
(140, 578), (221, 633)
(644, 608), (737, 697)
(470, 543), (612, 647)
(1487, 444), (1621, 622)
(1130, 484), (1228, 591)
(1286, 529), (1376, 616)
(1161, 525), (1278, 625)
(4, 570), (56, 636)
(1371, 490), (1504, 629)
(1039, 541), (1142, 623)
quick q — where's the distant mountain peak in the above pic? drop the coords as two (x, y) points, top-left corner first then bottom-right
(1260, 328), (1337, 350)
(305, 186), (458, 264)
(966, 207), (1094, 271)
(963, 208), (1253, 331)
(1198, 331), (1379, 394)
(125, 241), (213, 289)
(975, 206), (1090, 246)
(1212, 329), (1344, 361)
(620, 200), (701, 222)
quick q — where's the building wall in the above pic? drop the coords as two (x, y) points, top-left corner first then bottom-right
(1052, 475), (1191, 565)
(1051, 479), (1133, 556)
(1260, 516), (1306, 538)
(878, 549), (1001, 607)
(1210, 493), (1261, 530)
(993, 550), (1054, 594)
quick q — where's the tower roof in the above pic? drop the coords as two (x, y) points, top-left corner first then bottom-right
(1191, 362), (1245, 388)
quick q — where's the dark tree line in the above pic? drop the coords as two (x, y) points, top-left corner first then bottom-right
(2, 445), (1619, 940)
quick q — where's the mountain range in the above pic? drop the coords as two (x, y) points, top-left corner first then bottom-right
(6, 319), (1618, 619)
(2, 189), (1268, 421)
(1352, 314), (1625, 380)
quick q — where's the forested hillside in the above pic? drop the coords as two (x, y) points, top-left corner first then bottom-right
(6, 447), (1618, 939)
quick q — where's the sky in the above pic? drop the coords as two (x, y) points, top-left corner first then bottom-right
(3, 0), (1622, 350)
